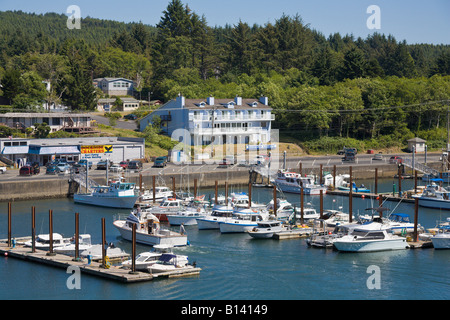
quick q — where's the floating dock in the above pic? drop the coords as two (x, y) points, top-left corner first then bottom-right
(0, 239), (201, 283)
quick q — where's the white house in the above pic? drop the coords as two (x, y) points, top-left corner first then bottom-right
(97, 98), (140, 112)
(94, 78), (135, 96)
(0, 113), (92, 133)
(140, 95), (275, 146)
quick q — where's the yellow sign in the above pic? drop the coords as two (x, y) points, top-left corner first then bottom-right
(81, 145), (113, 154)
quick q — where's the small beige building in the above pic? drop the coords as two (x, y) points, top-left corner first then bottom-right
(407, 137), (426, 152)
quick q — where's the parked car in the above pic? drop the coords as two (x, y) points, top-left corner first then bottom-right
(30, 162), (40, 174)
(389, 156), (403, 164)
(109, 164), (124, 173)
(46, 165), (58, 175)
(128, 160), (143, 170)
(124, 114), (137, 120)
(119, 161), (129, 169)
(0, 166), (6, 174)
(372, 153), (383, 161)
(78, 159), (92, 169)
(56, 163), (71, 173)
(97, 160), (113, 170)
(19, 165), (34, 176)
(153, 156), (167, 168)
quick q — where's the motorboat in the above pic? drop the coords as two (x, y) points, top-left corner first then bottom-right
(273, 170), (327, 195)
(248, 220), (283, 239)
(431, 223), (450, 249)
(412, 180), (450, 210)
(219, 208), (269, 233)
(113, 210), (188, 247)
(337, 182), (371, 193)
(80, 243), (128, 260)
(386, 213), (421, 235)
(24, 233), (71, 250)
(121, 244), (173, 270)
(147, 253), (194, 274)
(323, 210), (354, 227)
(197, 196), (233, 230)
(73, 181), (140, 209)
(139, 186), (173, 201)
(333, 228), (409, 252)
(265, 198), (294, 220)
(229, 192), (267, 210)
(144, 197), (184, 222)
(167, 206), (207, 226)
(54, 234), (93, 256)
(292, 205), (320, 223)
(323, 173), (349, 188)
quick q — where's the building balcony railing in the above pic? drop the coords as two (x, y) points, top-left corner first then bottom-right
(189, 114), (275, 122)
(189, 127), (269, 135)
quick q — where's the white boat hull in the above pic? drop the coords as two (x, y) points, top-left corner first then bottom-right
(197, 217), (227, 230)
(334, 238), (409, 252)
(431, 235), (450, 249)
(415, 197), (450, 210)
(113, 220), (187, 247)
(148, 264), (195, 274)
(219, 221), (257, 233)
(167, 214), (206, 226)
(275, 183), (326, 195)
(74, 194), (139, 209)
(54, 245), (93, 256)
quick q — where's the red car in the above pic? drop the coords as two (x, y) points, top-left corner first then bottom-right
(389, 156), (403, 164)
(119, 161), (129, 169)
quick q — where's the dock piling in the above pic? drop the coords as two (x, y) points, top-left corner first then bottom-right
(349, 166), (353, 223)
(31, 206), (36, 253)
(130, 223), (137, 274)
(101, 217), (106, 268)
(8, 202), (11, 247)
(73, 212), (80, 261)
(47, 210), (55, 256)
(152, 176), (156, 204)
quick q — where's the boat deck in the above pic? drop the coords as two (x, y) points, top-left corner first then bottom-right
(0, 239), (201, 283)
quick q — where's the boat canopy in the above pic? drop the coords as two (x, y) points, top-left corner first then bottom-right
(389, 213), (411, 223)
(159, 253), (176, 262)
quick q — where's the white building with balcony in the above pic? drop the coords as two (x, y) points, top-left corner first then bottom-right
(139, 95), (274, 146)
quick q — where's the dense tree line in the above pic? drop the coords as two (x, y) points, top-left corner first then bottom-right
(0, 1), (449, 146)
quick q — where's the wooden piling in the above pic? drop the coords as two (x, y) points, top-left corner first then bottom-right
(101, 217), (106, 268)
(8, 202), (11, 247)
(31, 206), (36, 253)
(273, 185), (277, 217)
(215, 181), (218, 204)
(319, 190), (323, 219)
(172, 177), (176, 198)
(414, 198), (419, 242)
(48, 210), (55, 256)
(333, 165), (336, 190)
(152, 176), (156, 204)
(194, 178), (197, 198)
(349, 166), (353, 223)
(300, 188), (304, 225)
(375, 168), (378, 194)
(74, 212), (80, 261)
(248, 183), (252, 209)
(131, 223), (136, 274)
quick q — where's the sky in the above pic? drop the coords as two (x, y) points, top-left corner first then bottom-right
(0, 0), (449, 45)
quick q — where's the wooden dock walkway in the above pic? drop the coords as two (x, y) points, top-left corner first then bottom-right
(0, 240), (201, 283)
(327, 189), (415, 203)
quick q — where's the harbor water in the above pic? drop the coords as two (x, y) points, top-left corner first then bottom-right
(0, 178), (449, 300)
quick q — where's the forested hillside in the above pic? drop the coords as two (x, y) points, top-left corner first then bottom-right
(0, 1), (449, 151)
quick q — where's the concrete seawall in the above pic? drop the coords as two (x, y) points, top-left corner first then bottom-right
(0, 162), (440, 202)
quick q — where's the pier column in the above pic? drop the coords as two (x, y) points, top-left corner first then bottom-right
(248, 183), (252, 209)
(333, 165), (336, 190)
(375, 168), (378, 195)
(172, 177), (176, 198)
(398, 165), (402, 196)
(7, 202), (11, 248)
(319, 190), (323, 219)
(319, 164), (323, 185)
(194, 178), (197, 198)
(273, 185), (277, 217)
(101, 217), (106, 268)
(130, 223), (137, 274)
(152, 176), (156, 204)
(74, 213), (80, 261)
(31, 206), (36, 253)
(414, 198), (419, 242)
(349, 166), (353, 223)
(47, 210), (55, 256)
(215, 181), (218, 204)
(300, 188), (304, 225)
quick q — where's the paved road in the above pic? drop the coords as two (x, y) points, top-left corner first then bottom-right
(0, 152), (442, 183)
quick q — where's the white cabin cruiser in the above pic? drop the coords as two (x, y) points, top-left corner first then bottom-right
(167, 205), (207, 226)
(113, 211), (188, 247)
(140, 186), (173, 201)
(74, 181), (139, 209)
(54, 234), (93, 256)
(431, 224), (450, 249)
(121, 244), (174, 270)
(333, 228), (409, 252)
(147, 253), (194, 274)
(24, 233), (71, 250)
(248, 220), (283, 239)
(412, 181), (450, 210)
(197, 197), (233, 230)
(219, 208), (269, 233)
(273, 170), (327, 195)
